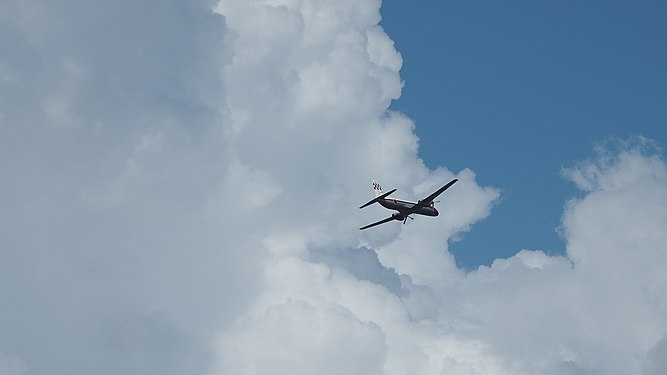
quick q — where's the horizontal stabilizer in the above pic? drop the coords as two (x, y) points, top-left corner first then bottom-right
(359, 188), (397, 209)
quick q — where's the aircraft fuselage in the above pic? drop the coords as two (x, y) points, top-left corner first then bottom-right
(378, 198), (439, 217)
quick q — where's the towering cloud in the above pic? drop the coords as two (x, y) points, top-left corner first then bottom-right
(1, 0), (666, 374)
(1, 1), (243, 374)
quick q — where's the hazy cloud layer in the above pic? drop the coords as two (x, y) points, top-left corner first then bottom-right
(1, 1), (666, 374)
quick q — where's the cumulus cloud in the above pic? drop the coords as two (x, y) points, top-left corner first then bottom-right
(1, 0), (666, 374)
(217, 138), (667, 374)
(213, 1), (667, 374)
(1, 1), (248, 373)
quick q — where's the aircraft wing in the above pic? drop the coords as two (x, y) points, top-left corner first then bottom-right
(417, 178), (458, 206)
(359, 188), (397, 209)
(359, 215), (399, 230)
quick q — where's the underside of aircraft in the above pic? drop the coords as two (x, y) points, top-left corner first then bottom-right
(359, 179), (458, 230)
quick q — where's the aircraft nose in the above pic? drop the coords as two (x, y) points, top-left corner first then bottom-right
(434, 207), (439, 216)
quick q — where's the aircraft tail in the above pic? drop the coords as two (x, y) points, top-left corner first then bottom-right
(360, 182), (397, 209)
(372, 180), (383, 198)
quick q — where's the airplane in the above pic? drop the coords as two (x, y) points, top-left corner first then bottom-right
(359, 178), (458, 230)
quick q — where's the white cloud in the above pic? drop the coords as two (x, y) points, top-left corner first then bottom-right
(1, 0), (666, 374)
(0, 1), (249, 374)
(212, 1), (667, 373)
(0, 352), (27, 375)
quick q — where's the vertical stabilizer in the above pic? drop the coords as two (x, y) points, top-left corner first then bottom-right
(372, 180), (383, 198)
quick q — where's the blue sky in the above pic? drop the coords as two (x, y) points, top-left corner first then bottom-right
(381, 0), (667, 269)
